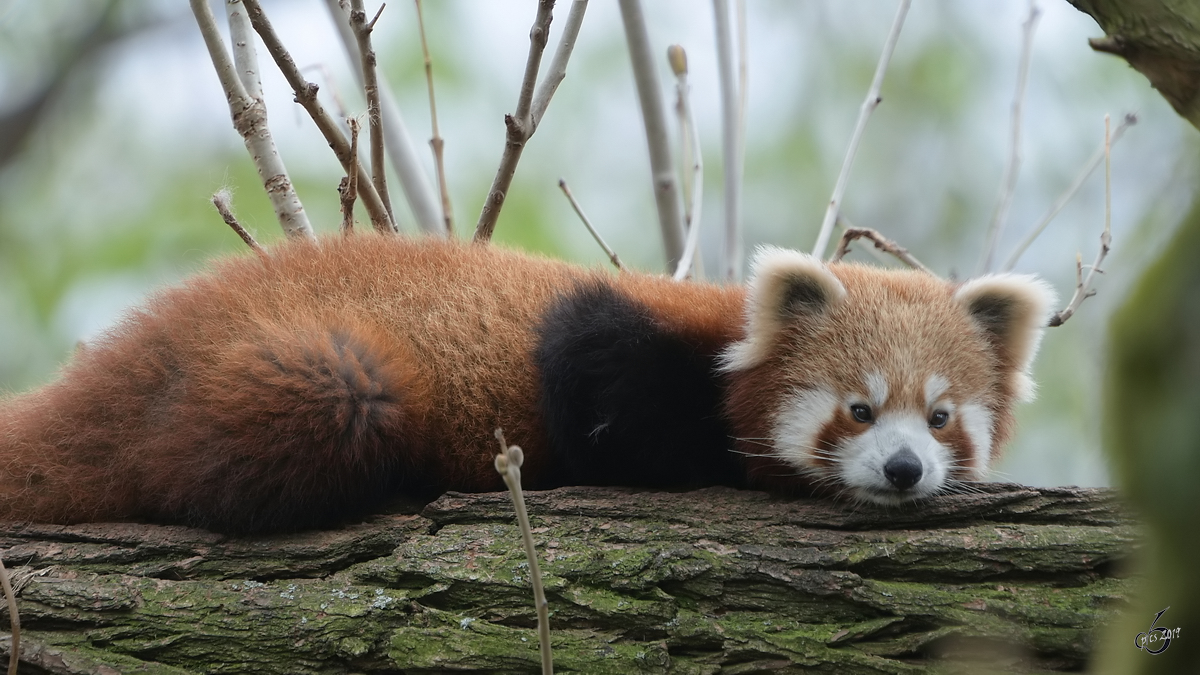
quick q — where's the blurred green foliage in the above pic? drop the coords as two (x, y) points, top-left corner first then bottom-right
(1094, 190), (1200, 675)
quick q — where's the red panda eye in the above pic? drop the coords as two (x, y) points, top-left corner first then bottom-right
(929, 410), (949, 429)
(849, 404), (874, 423)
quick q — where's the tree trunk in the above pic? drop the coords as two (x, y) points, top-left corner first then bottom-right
(1066, 0), (1200, 130)
(0, 484), (1134, 674)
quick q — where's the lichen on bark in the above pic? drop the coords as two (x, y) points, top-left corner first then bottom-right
(0, 485), (1134, 673)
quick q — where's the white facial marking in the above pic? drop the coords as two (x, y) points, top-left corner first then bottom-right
(924, 374), (950, 408)
(838, 412), (952, 505)
(771, 386), (839, 467)
(865, 372), (889, 409)
(958, 402), (994, 477)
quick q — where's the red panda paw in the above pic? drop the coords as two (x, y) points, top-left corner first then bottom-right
(140, 319), (431, 533)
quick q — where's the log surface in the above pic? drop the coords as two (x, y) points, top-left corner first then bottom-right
(0, 484), (1136, 674)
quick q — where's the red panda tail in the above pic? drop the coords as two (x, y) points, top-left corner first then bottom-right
(0, 318), (433, 534)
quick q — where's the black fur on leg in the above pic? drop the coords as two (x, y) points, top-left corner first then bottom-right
(535, 280), (743, 489)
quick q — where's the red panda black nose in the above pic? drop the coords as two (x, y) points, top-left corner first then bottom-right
(883, 448), (923, 491)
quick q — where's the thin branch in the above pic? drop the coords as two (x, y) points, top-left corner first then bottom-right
(530, 0), (589, 131)
(668, 46), (703, 282)
(240, 0), (395, 234)
(339, 118), (361, 235)
(618, 0), (686, 271)
(1002, 112), (1136, 272)
(1049, 115), (1113, 328)
(474, 0), (558, 244)
(559, 179), (623, 271)
(713, 0), (742, 281)
(323, 0), (442, 236)
(227, 0), (263, 99)
(834, 217), (897, 268)
(191, 0), (315, 241)
(212, 189), (266, 255)
(979, 0), (1042, 273)
(414, 0), (454, 235)
(493, 429), (553, 675)
(0, 557), (18, 675)
(811, 0), (911, 259)
(830, 225), (934, 275)
(349, 0), (395, 224)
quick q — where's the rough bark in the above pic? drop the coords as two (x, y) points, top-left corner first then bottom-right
(0, 484), (1134, 674)
(1066, 0), (1200, 131)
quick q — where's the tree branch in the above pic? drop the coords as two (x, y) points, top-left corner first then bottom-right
(323, 0), (444, 236)
(1002, 112), (1136, 272)
(668, 46), (704, 282)
(1049, 115), (1113, 327)
(211, 189), (266, 255)
(0, 485), (1135, 672)
(713, 0), (743, 281)
(618, 0), (686, 271)
(338, 118), (361, 235)
(811, 0), (911, 260)
(240, 0), (395, 234)
(1067, 0), (1200, 131)
(830, 225), (935, 275)
(473, 0), (557, 244)
(979, 0), (1043, 273)
(414, 0), (455, 235)
(349, 0), (395, 225)
(559, 178), (623, 271)
(190, 0), (315, 241)
(529, 0), (589, 132)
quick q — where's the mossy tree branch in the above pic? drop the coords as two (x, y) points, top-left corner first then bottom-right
(1067, 0), (1200, 131)
(0, 485), (1134, 673)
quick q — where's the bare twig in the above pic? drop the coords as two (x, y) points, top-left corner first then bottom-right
(240, 0), (395, 234)
(212, 189), (266, 254)
(339, 118), (361, 235)
(559, 179), (623, 271)
(834, 217), (895, 267)
(1002, 112), (1136, 271)
(712, 0), (743, 281)
(811, 0), (911, 259)
(191, 0), (315, 241)
(1049, 115), (1113, 327)
(323, 0), (442, 236)
(414, 0), (454, 235)
(0, 556), (19, 675)
(736, 0), (748, 129)
(979, 0), (1042, 273)
(530, 0), (589, 131)
(830, 226), (935, 275)
(349, 0), (394, 225)
(618, 0), (686, 271)
(493, 429), (553, 675)
(474, 0), (558, 243)
(668, 46), (703, 282)
(227, 0), (263, 99)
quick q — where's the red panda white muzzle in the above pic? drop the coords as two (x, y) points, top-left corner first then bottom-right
(720, 247), (1054, 505)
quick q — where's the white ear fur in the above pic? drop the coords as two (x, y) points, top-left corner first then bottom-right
(719, 246), (846, 372)
(954, 274), (1056, 401)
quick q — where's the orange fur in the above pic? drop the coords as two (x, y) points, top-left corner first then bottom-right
(0, 236), (745, 530)
(0, 235), (1050, 530)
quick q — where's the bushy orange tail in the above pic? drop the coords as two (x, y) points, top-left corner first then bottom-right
(0, 315), (432, 534)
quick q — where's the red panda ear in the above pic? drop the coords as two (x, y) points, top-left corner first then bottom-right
(720, 247), (846, 372)
(954, 274), (1056, 401)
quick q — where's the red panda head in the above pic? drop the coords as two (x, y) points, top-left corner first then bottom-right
(720, 247), (1054, 505)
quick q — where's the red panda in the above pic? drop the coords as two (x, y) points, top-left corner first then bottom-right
(0, 235), (1053, 534)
